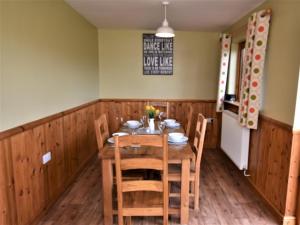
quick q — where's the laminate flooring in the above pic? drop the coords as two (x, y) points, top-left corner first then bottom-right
(37, 149), (279, 225)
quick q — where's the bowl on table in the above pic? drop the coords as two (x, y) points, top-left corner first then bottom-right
(164, 119), (176, 126)
(168, 132), (185, 142)
(126, 120), (141, 129)
(166, 122), (180, 128)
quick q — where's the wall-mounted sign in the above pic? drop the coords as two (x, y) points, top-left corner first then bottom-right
(143, 34), (173, 75)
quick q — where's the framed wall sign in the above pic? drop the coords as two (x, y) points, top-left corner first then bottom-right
(143, 33), (173, 75)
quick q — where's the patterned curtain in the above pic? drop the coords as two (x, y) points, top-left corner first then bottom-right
(238, 9), (271, 129)
(216, 34), (232, 112)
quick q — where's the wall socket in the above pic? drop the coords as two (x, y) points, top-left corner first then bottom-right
(207, 118), (214, 123)
(42, 151), (51, 165)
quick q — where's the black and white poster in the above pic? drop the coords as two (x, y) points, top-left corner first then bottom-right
(143, 34), (173, 75)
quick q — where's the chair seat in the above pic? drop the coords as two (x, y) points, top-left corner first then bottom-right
(123, 191), (164, 216)
(168, 164), (195, 182)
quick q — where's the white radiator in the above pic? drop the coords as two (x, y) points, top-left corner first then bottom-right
(221, 110), (250, 170)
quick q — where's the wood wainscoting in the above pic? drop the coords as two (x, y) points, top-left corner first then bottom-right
(0, 99), (220, 225)
(0, 100), (101, 225)
(223, 100), (299, 224)
(0, 98), (298, 225)
(293, 131), (300, 225)
(97, 99), (221, 149)
(248, 116), (300, 224)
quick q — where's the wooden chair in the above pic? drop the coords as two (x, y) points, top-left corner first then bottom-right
(183, 104), (193, 137)
(147, 101), (169, 118)
(168, 113), (207, 210)
(95, 114), (144, 183)
(94, 114), (110, 155)
(114, 135), (169, 225)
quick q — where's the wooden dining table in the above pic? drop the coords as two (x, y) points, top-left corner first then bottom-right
(100, 125), (195, 225)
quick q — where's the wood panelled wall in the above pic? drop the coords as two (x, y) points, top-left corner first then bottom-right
(0, 99), (220, 225)
(97, 99), (221, 149)
(292, 131), (300, 225)
(248, 116), (299, 224)
(0, 99), (298, 225)
(224, 102), (299, 223)
(0, 101), (100, 225)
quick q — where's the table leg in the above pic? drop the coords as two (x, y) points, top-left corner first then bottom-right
(180, 159), (190, 224)
(102, 159), (113, 225)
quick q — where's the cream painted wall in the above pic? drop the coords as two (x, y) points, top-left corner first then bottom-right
(0, 2), (3, 131)
(227, 0), (300, 125)
(0, 0), (99, 131)
(98, 29), (220, 99)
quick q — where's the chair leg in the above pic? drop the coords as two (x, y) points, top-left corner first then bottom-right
(190, 181), (195, 194)
(125, 216), (132, 225)
(163, 213), (168, 225)
(194, 178), (200, 211)
(118, 215), (124, 225)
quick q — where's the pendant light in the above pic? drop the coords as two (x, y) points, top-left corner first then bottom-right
(155, 1), (175, 38)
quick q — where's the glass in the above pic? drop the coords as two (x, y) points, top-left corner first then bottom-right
(158, 112), (164, 122)
(140, 115), (147, 128)
(116, 116), (123, 127)
(131, 125), (139, 135)
(158, 121), (166, 134)
(115, 116), (124, 132)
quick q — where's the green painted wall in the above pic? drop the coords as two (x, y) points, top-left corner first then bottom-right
(98, 29), (220, 100)
(0, 0), (99, 131)
(227, 0), (300, 125)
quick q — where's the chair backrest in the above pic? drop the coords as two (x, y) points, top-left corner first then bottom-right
(94, 114), (110, 154)
(147, 101), (169, 118)
(183, 104), (193, 137)
(193, 113), (207, 173)
(114, 135), (168, 225)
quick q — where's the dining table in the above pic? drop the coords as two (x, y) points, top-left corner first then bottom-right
(100, 123), (195, 225)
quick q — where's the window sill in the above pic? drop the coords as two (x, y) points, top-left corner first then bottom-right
(224, 101), (239, 114)
(224, 100), (239, 107)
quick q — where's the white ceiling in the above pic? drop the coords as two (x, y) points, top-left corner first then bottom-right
(65, 0), (265, 32)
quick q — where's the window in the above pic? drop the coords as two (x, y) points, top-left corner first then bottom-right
(226, 40), (246, 102)
(235, 41), (246, 101)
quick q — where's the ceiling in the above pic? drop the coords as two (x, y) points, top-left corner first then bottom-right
(65, 0), (265, 32)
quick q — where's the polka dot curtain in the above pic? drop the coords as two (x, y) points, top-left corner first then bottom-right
(216, 34), (232, 112)
(238, 9), (271, 129)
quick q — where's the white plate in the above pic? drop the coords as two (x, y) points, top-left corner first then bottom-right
(107, 137), (115, 144)
(166, 122), (180, 128)
(112, 132), (129, 137)
(168, 136), (188, 143)
(168, 141), (187, 145)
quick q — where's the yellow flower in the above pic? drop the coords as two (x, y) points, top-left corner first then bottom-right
(155, 109), (160, 115)
(150, 105), (155, 111)
(145, 105), (150, 111)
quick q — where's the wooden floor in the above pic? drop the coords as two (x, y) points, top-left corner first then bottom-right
(37, 149), (279, 225)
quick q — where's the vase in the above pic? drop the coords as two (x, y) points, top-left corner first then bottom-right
(148, 118), (155, 132)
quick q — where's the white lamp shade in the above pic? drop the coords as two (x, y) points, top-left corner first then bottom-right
(155, 4), (175, 38)
(155, 25), (175, 38)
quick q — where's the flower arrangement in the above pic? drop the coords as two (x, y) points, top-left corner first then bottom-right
(145, 105), (160, 119)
